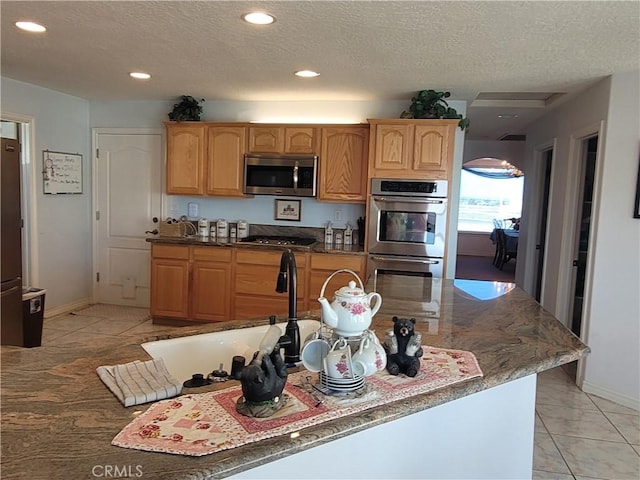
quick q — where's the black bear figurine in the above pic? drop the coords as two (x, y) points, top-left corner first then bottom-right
(384, 316), (423, 377)
(236, 348), (289, 417)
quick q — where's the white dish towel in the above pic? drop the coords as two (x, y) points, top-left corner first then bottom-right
(97, 358), (183, 407)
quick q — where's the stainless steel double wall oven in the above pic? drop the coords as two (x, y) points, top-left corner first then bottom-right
(367, 178), (448, 317)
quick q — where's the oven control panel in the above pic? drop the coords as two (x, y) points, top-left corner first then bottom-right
(371, 178), (448, 197)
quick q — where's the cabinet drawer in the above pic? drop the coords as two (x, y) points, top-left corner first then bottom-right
(310, 254), (364, 272)
(236, 249), (307, 267)
(192, 246), (232, 262)
(152, 244), (189, 260)
(234, 296), (307, 320)
(235, 264), (306, 298)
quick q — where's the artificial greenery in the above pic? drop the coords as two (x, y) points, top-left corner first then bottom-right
(168, 95), (205, 121)
(400, 89), (470, 131)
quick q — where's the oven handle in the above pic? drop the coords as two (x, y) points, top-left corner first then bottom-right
(372, 196), (446, 204)
(371, 256), (441, 265)
(293, 161), (299, 191)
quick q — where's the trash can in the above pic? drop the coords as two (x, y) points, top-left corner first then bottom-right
(22, 287), (46, 348)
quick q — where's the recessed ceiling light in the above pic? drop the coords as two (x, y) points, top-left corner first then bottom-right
(294, 70), (320, 78)
(130, 72), (151, 80)
(15, 21), (46, 33)
(497, 114), (519, 119)
(242, 12), (275, 25)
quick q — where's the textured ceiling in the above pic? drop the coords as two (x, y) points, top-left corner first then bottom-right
(1, 1), (638, 140)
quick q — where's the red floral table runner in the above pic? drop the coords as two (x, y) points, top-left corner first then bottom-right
(112, 346), (482, 456)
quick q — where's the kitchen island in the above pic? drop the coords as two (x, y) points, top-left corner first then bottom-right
(0, 279), (588, 479)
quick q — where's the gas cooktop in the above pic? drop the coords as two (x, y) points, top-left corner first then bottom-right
(238, 235), (317, 247)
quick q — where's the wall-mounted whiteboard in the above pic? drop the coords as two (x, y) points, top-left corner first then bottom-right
(43, 150), (83, 194)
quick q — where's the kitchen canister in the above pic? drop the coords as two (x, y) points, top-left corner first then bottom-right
(237, 220), (249, 239)
(198, 218), (209, 237)
(216, 218), (229, 238)
(344, 223), (353, 245)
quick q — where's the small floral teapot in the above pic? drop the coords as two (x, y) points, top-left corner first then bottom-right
(317, 269), (382, 337)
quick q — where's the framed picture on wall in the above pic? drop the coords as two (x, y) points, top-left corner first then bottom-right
(634, 157), (640, 218)
(274, 199), (301, 221)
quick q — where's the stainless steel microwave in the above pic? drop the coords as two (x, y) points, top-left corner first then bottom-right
(243, 154), (318, 197)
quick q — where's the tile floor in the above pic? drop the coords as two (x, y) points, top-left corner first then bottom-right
(34, 305), (640, 479)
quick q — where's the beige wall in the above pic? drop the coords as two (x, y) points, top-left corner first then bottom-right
(521, 71), (639, 408)
(457, 232), (495, 257)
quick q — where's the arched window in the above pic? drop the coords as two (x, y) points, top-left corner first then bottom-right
(458, 157), (524, 232)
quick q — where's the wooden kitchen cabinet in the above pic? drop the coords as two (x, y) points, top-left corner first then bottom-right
(165, 123), (206, 195)
(284, 127), (317, 154)
(248, 126), (318, 154)
(308, 253), (367, 303)
(150, 245), (232, 323)
(191, 247), (232, 322)
(205, 125), (247, 197)
(368, 119), (457, 180)
(412, 123), (456, 176)
(370, 123), (413, 173)
(150, 244), (190, 319)
(234, 249), (308, 320)
(318, 126), (369, 202)
(150, 243), (368, 324)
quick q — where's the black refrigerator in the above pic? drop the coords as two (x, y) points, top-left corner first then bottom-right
(1, 136), (23, 346)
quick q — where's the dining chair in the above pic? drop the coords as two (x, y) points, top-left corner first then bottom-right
(493, 228), (505, 267)
(496, 228), (517, 270)
(492, 228), (502, 267)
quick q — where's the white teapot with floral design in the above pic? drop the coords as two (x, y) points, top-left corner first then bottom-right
(318, 269), (382, 337)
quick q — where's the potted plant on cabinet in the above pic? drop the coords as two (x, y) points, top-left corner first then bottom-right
(168, 95), (205, 121)
(400, 89), (470, 131)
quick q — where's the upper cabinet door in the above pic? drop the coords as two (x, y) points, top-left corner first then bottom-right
(165, 124), (206, 195)
(371, 123), (413, 173)
(284, 127), (318, 154)
(248, 126), (318, 154)
(206, 126), (247, 197)
(248, 126), (283, 153)
(319, 126), (369, 203)
(413, 123), (456, 179)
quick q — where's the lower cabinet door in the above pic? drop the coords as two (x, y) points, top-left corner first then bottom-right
(191, 261), (231, 322)
(150, 259), (190, 319)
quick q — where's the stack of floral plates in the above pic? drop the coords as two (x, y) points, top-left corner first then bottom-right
(319, 372), (365, 392)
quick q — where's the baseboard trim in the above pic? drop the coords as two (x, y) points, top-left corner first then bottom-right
(581, 380), (640, 410)
(44, 298), (92, 319)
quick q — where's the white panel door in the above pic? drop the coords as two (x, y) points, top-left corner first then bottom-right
(94, 130), (162, 306)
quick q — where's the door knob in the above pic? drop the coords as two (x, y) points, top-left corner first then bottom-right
(145, 229), (159, 235)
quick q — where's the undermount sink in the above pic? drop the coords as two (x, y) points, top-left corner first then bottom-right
(141, 318), (321, 383)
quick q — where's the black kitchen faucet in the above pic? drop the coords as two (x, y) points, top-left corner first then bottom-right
(275, 249), (301, 364)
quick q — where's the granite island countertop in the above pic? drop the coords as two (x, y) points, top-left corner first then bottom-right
(0, 279), (588, 479)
